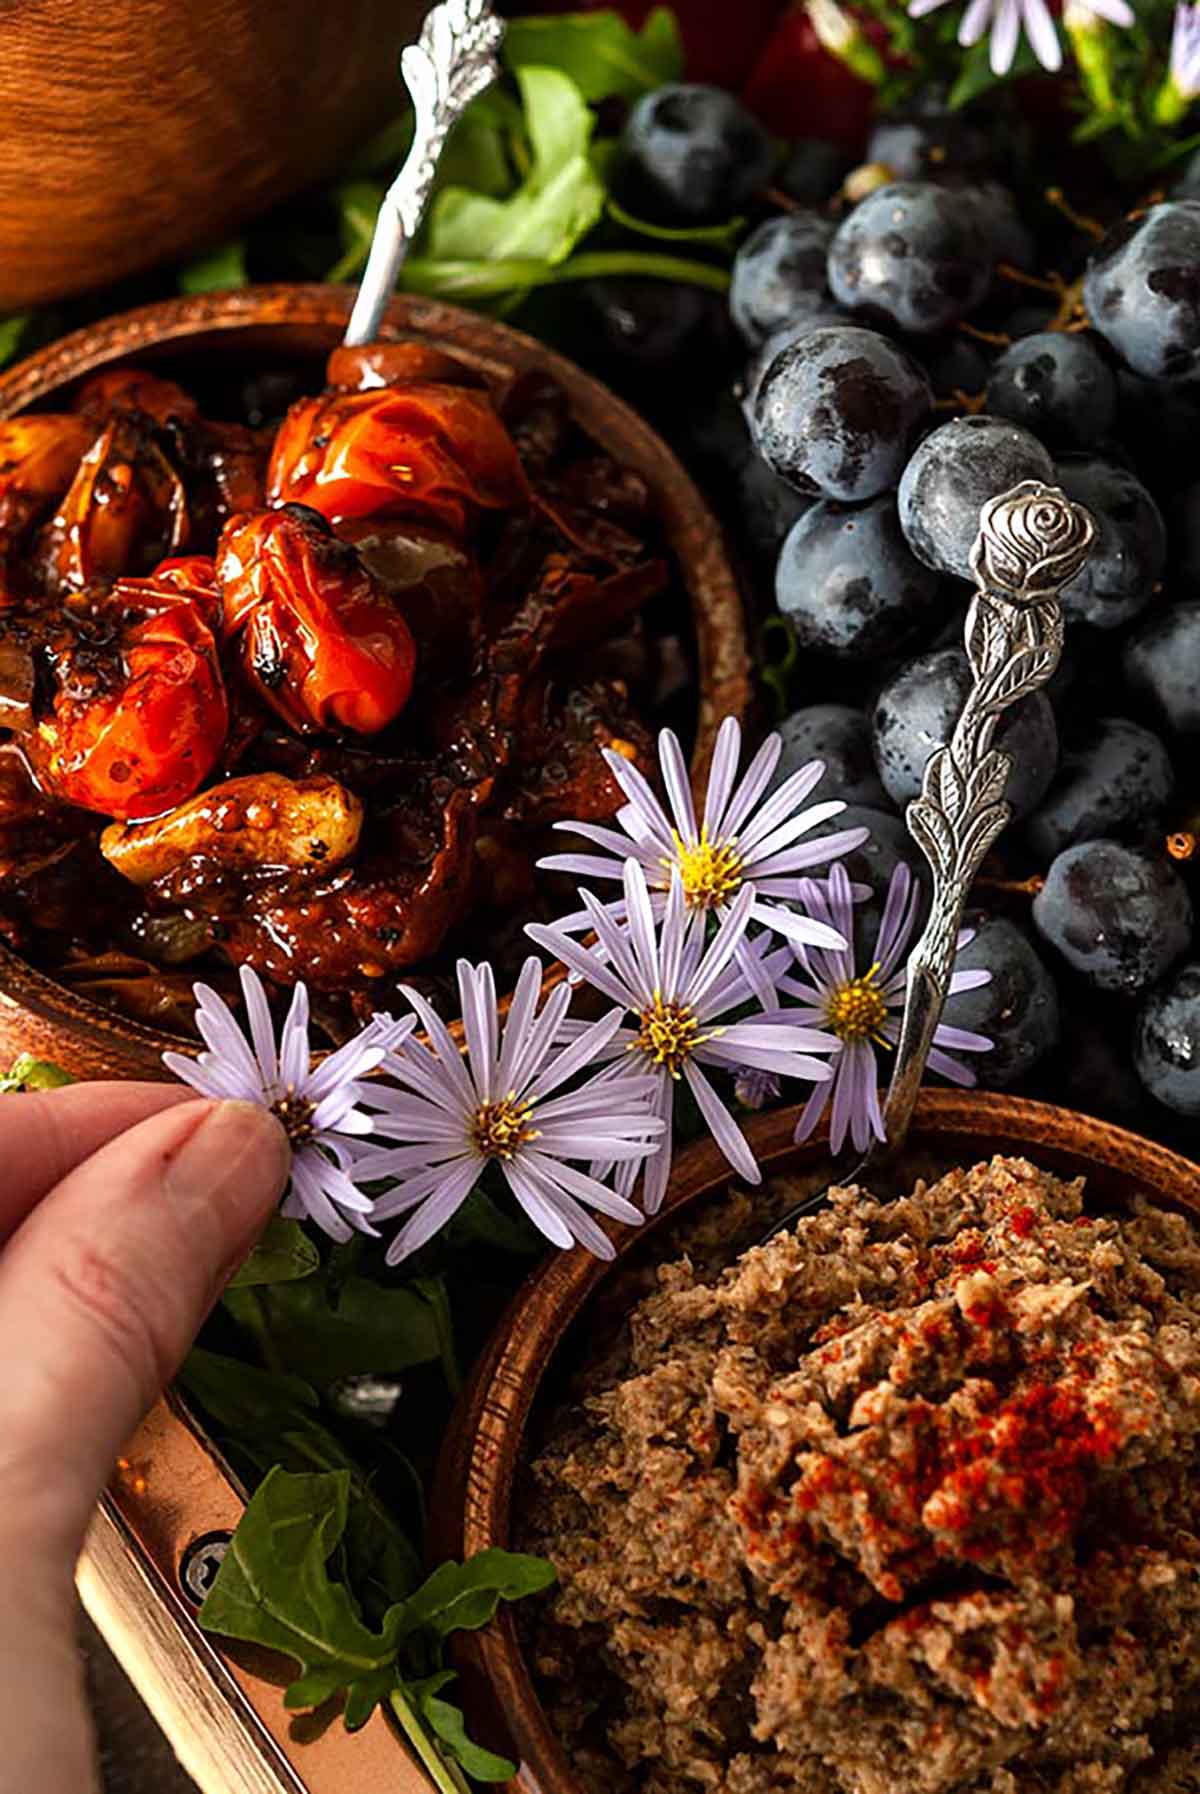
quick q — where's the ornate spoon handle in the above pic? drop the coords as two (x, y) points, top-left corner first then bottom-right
(879, 480), (1095, 1152)
(343, 0), (505, 347)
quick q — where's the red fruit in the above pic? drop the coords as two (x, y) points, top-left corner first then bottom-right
(741, 6), (876, 152)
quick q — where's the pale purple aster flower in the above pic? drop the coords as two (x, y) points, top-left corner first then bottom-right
(781, 862), (993, 1155)
(164, 967), (412, 1243)
(354, 957), (663, 1265)
(1063, 0), (1134, 28)
(908, 0), (1062, 74)
(527, 860), (837, 1213)
(734, 1067), (782, 1111)
(1170, 3), (1200, 98)
(539, 717), (866, 961)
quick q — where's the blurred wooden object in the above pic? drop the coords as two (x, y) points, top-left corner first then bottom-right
(0, 0), (426, 311)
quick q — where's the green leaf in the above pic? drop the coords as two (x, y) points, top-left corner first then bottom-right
(178, 1348), (319, 1433)
(502, 6), (683, 101)
(414, 1685), (516, 1782)
(327, 178), (387, 283)
(178, 240), (248, 294)
(0, 315), (29, 370)
(0, 1055), (74, 1093)
(179, 1349), (422, 1612)
(948, 32), (1041, 109)
(606, 194), (743, 251)
(229, 1217), (320, 1288)
(424, 66), (605, 267)
(199, 1467), (402, 1724)
(224, 1272), (441, 1386)
(395, 1548), (556, 1642)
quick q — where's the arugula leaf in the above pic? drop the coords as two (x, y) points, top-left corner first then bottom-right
(200, 1466), (554, 1766)
(411, 1682), (516, 1782)
(178, 239), (248, 294)
(229, 1216), (320, 1288)
(328, 178), (387, 283)
(179, 1349), (422, 1612)
(223, 1271), (441, 1386)
(424, 67), (605, 267)
(605, 195), (744, 251)
(0, 1055), (74, 1093)
(395, 1547), (556, 1641)
(0, 315), (29, 371)
(502, 6), (683, 102)
(199, 1467), (402, 1720)
(949, 32), (1042, 109)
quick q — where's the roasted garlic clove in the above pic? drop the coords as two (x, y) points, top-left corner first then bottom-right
(100, 771), (363, 885)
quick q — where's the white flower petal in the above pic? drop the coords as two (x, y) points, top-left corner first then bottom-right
(385, 1159), (481, 1263)
(658, 728), (697, 842)
(719, 733), (782, 841)
(702, 716), (742, 839)
(239, 965), (278, 1089)
(684, 1061), (761, 1185)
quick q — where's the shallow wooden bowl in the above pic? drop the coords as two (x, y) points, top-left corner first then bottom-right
(0, 0), (426, 310)
(432, 1091), (1200, 1793)
(0, 284), (750, 1079)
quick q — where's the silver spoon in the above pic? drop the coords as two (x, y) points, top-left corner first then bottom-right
(343, 0), (505, 349)
(766, 479), (1096, 1239)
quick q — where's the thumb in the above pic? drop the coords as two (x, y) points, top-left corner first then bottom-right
(0, 1097), (289, 1554)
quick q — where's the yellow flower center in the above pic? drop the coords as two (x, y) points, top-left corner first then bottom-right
(471, 1094), (538, 1161)
(631, 993), (709, 1079)
(667, 826), (743, 911)
(824, 963), (890, 1045)
(271, 1090), (316, 1147)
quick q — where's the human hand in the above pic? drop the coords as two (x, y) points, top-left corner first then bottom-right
(0, 1084), (289, 1794)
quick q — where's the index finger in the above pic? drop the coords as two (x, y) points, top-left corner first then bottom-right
(0, 1081), (192, 1238)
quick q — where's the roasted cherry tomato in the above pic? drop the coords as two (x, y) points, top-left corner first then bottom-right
(72, 368), (199, 428)
(216, 505), (416, 735)
(266, 383), (528, 536)
(29, 586), (228, 821)
(145, 555), (223, 632)
(0, 415), (95, 544)
(39, 415), (189, 593)
(325, 342), (488, 393)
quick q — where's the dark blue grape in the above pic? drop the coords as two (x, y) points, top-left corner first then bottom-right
(741, 309), (854, 420)
(803, 803), (924, 907)
(1032, 840), (1193, 995)
(1083, 202), (1200, 381)
(617, 84), (775, 225)
(1053, 456), (1166, 630)
(775, 495), (942, 659)
(1053, 1008), (1154, 1128)
(1169, 480), (1200, 588)
(678, 388), (812, 572)
(922, 335), (990, 402)
(1023, 717), (1175, 865)
(1123, 601), (1200, 735)
(751, 325), (932, 501)
(827, 181), (992, 336)
(897, 414), (1054, 581)
(574, 279), (731, 381)
(1114, 370), (1200, 496)
(959, 182), (1035, 273)
(778, 138), (853, 205)
(985, 333), (1116, 450)
(866, 106), (995, 182)
(730, 213), (836, 346)
(1174, 147), (1200, 201)
(771, 704), (887, 807)
(949, 915), (1060, 1087)
(1135, 963), (1200, 1115)
(1003, 304), (1058, 339)
(872, 646), (1058, 817)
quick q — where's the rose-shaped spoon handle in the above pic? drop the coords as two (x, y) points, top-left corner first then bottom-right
(343, 0), (504, 348)
(763, 482), (1093, 1242)
(877, 480), (1095, 1153)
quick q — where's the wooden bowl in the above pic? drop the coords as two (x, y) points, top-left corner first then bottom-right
(432, 1092), (1200, 1792)
(0, 284), (750, 1080)
(0, 0), (426, 310)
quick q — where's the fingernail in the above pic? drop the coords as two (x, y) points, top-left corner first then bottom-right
(163, 1100), (291, 1233)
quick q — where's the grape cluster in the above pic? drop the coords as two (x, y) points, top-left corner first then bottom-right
(571, 85), (1200, 1148)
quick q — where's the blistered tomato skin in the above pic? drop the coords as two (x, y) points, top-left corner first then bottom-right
(31, 597), (228, 822)
(265, 383), (528, 536)
(217, 505), (417, 735)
